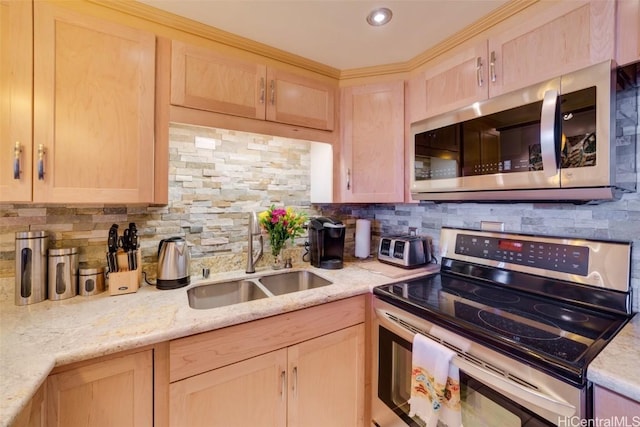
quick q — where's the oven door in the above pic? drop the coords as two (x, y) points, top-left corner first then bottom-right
(372, 298), (585, 427)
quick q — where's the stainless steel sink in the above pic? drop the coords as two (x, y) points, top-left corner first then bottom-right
(258, 271), (333, 296)
(187, 280), (269, 309)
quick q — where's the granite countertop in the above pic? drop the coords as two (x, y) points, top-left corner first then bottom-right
(0, 261), (437, 426)
(2, 260), (637, 425)
(587, 313), (640, 401)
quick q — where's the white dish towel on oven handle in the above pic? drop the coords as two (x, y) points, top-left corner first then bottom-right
(408, 333), (463, 427)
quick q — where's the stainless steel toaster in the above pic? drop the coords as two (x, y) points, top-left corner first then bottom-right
(377, 235), (433, 268)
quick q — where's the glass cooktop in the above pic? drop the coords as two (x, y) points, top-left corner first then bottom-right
(374, 273), (626, 367)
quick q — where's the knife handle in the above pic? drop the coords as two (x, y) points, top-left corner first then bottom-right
(108, 224), (119, 253)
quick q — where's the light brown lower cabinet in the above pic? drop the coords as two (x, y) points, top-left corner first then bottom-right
(10, 381), (46, 427)
(593, 385), (640, 419)
(46, 350), (153, 427)
(170, 324), (364, 427)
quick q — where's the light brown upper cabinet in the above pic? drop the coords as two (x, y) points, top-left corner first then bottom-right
(616, 0), (640, 66)
(408, 40), (488, 122)
(1, 1), (157, 204)
(338, 80), (405, 203)
(488, 0), (614, 97)
(409, 0), (615, 122)
(170, 40), (336, 131)
(0, 0), (32, 202)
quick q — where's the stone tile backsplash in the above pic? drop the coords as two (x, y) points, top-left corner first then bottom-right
(1, 80), (638, 310)
(0, 124), (322, 289)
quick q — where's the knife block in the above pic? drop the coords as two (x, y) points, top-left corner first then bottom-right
(108, 250), (142, 296)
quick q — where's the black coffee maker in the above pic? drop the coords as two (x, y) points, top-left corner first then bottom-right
(308, 217), (346, 269)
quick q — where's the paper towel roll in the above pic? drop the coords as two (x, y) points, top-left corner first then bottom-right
(355, 219), (371, 259)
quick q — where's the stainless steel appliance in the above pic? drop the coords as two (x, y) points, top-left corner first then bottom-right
(308, 217), (346, 269)
(14, 231), (49, 306)
(78, 266), (105, 296)
(410, 60), (637, 202)
(47, 247), (79, 300)
(372, 227), (632, 426)
(157, 237), (191, 290)
(378, 235), (433, 269)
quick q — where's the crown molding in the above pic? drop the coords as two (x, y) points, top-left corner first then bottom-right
(92, 0), (538, 81)
(340, 0), (539, 80)
(406, 0), (539, 71)
(89, 0), (342, 79)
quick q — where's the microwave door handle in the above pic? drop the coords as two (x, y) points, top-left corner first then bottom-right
(540, 89), (560, 178)
(453, 356), (576, 418)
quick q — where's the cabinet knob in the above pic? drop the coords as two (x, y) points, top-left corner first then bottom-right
(13, 141), (22, 180)
(37, 144), (45, 180)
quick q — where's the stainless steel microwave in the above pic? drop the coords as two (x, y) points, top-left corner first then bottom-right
(410, 60), (637, 202)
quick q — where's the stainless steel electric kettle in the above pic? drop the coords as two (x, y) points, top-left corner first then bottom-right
(157, 237), (190, 290)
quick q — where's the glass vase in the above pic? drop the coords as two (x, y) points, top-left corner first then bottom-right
(271, 240), (285, 270)
(272, 249), (284, 270)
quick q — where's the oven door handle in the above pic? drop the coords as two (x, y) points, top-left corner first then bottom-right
(454, 356), (576, 417)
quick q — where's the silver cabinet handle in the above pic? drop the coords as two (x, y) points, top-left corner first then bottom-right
(476, 57), (484, 87)
(259, 77), (265, 104)
(13, 141), (22, 179)
(292, 366), (297, 397)
(280, 370), (286, 399)
(270, 79), (275, 105)
(37, 144), (45, 180)
(489, 51), (497, 83)
(540, 89), (560, 178)
(346, 168), (351, 191)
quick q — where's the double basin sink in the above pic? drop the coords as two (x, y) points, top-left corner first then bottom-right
(187, 270), (333, 309)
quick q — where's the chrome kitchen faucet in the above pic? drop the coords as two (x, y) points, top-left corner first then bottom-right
(246, 211), (263, 273)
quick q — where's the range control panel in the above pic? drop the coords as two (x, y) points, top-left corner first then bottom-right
(455, 234), (589, 276)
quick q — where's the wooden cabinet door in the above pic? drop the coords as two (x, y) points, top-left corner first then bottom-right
(0, 0), (32, 202)
(169, 349), (287, 427)
(409, 41), (488, 122)
(339, 80), (404, 203)
(170, 40), (267, 120)
(11, 382), (46, 427)
(33, 2), (156, 203)
(489, 0), (615, 97)
(266, 68), (336, 131)
(287, 324), (365, 427)
(616, 0), (640, 66)
(47, 350), (153, 427)
(594, 386), (640, 418)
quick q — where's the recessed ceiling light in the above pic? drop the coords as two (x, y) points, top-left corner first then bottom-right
(366, 7), (392, 26)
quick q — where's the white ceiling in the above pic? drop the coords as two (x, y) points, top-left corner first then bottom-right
(136, 0), (510, 70)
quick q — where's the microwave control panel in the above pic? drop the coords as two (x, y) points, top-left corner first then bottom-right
(454, 234), (589, 276)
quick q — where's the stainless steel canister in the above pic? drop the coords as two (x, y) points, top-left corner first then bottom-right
(48, 247), (79, 300)
(78, 266), (105, 296)
(15, 231), (49, 306)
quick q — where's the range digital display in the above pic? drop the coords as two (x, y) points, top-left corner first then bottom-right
(498, 239), (523, 252)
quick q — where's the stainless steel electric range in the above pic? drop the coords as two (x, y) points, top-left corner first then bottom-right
(372, 227), (633, 426)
